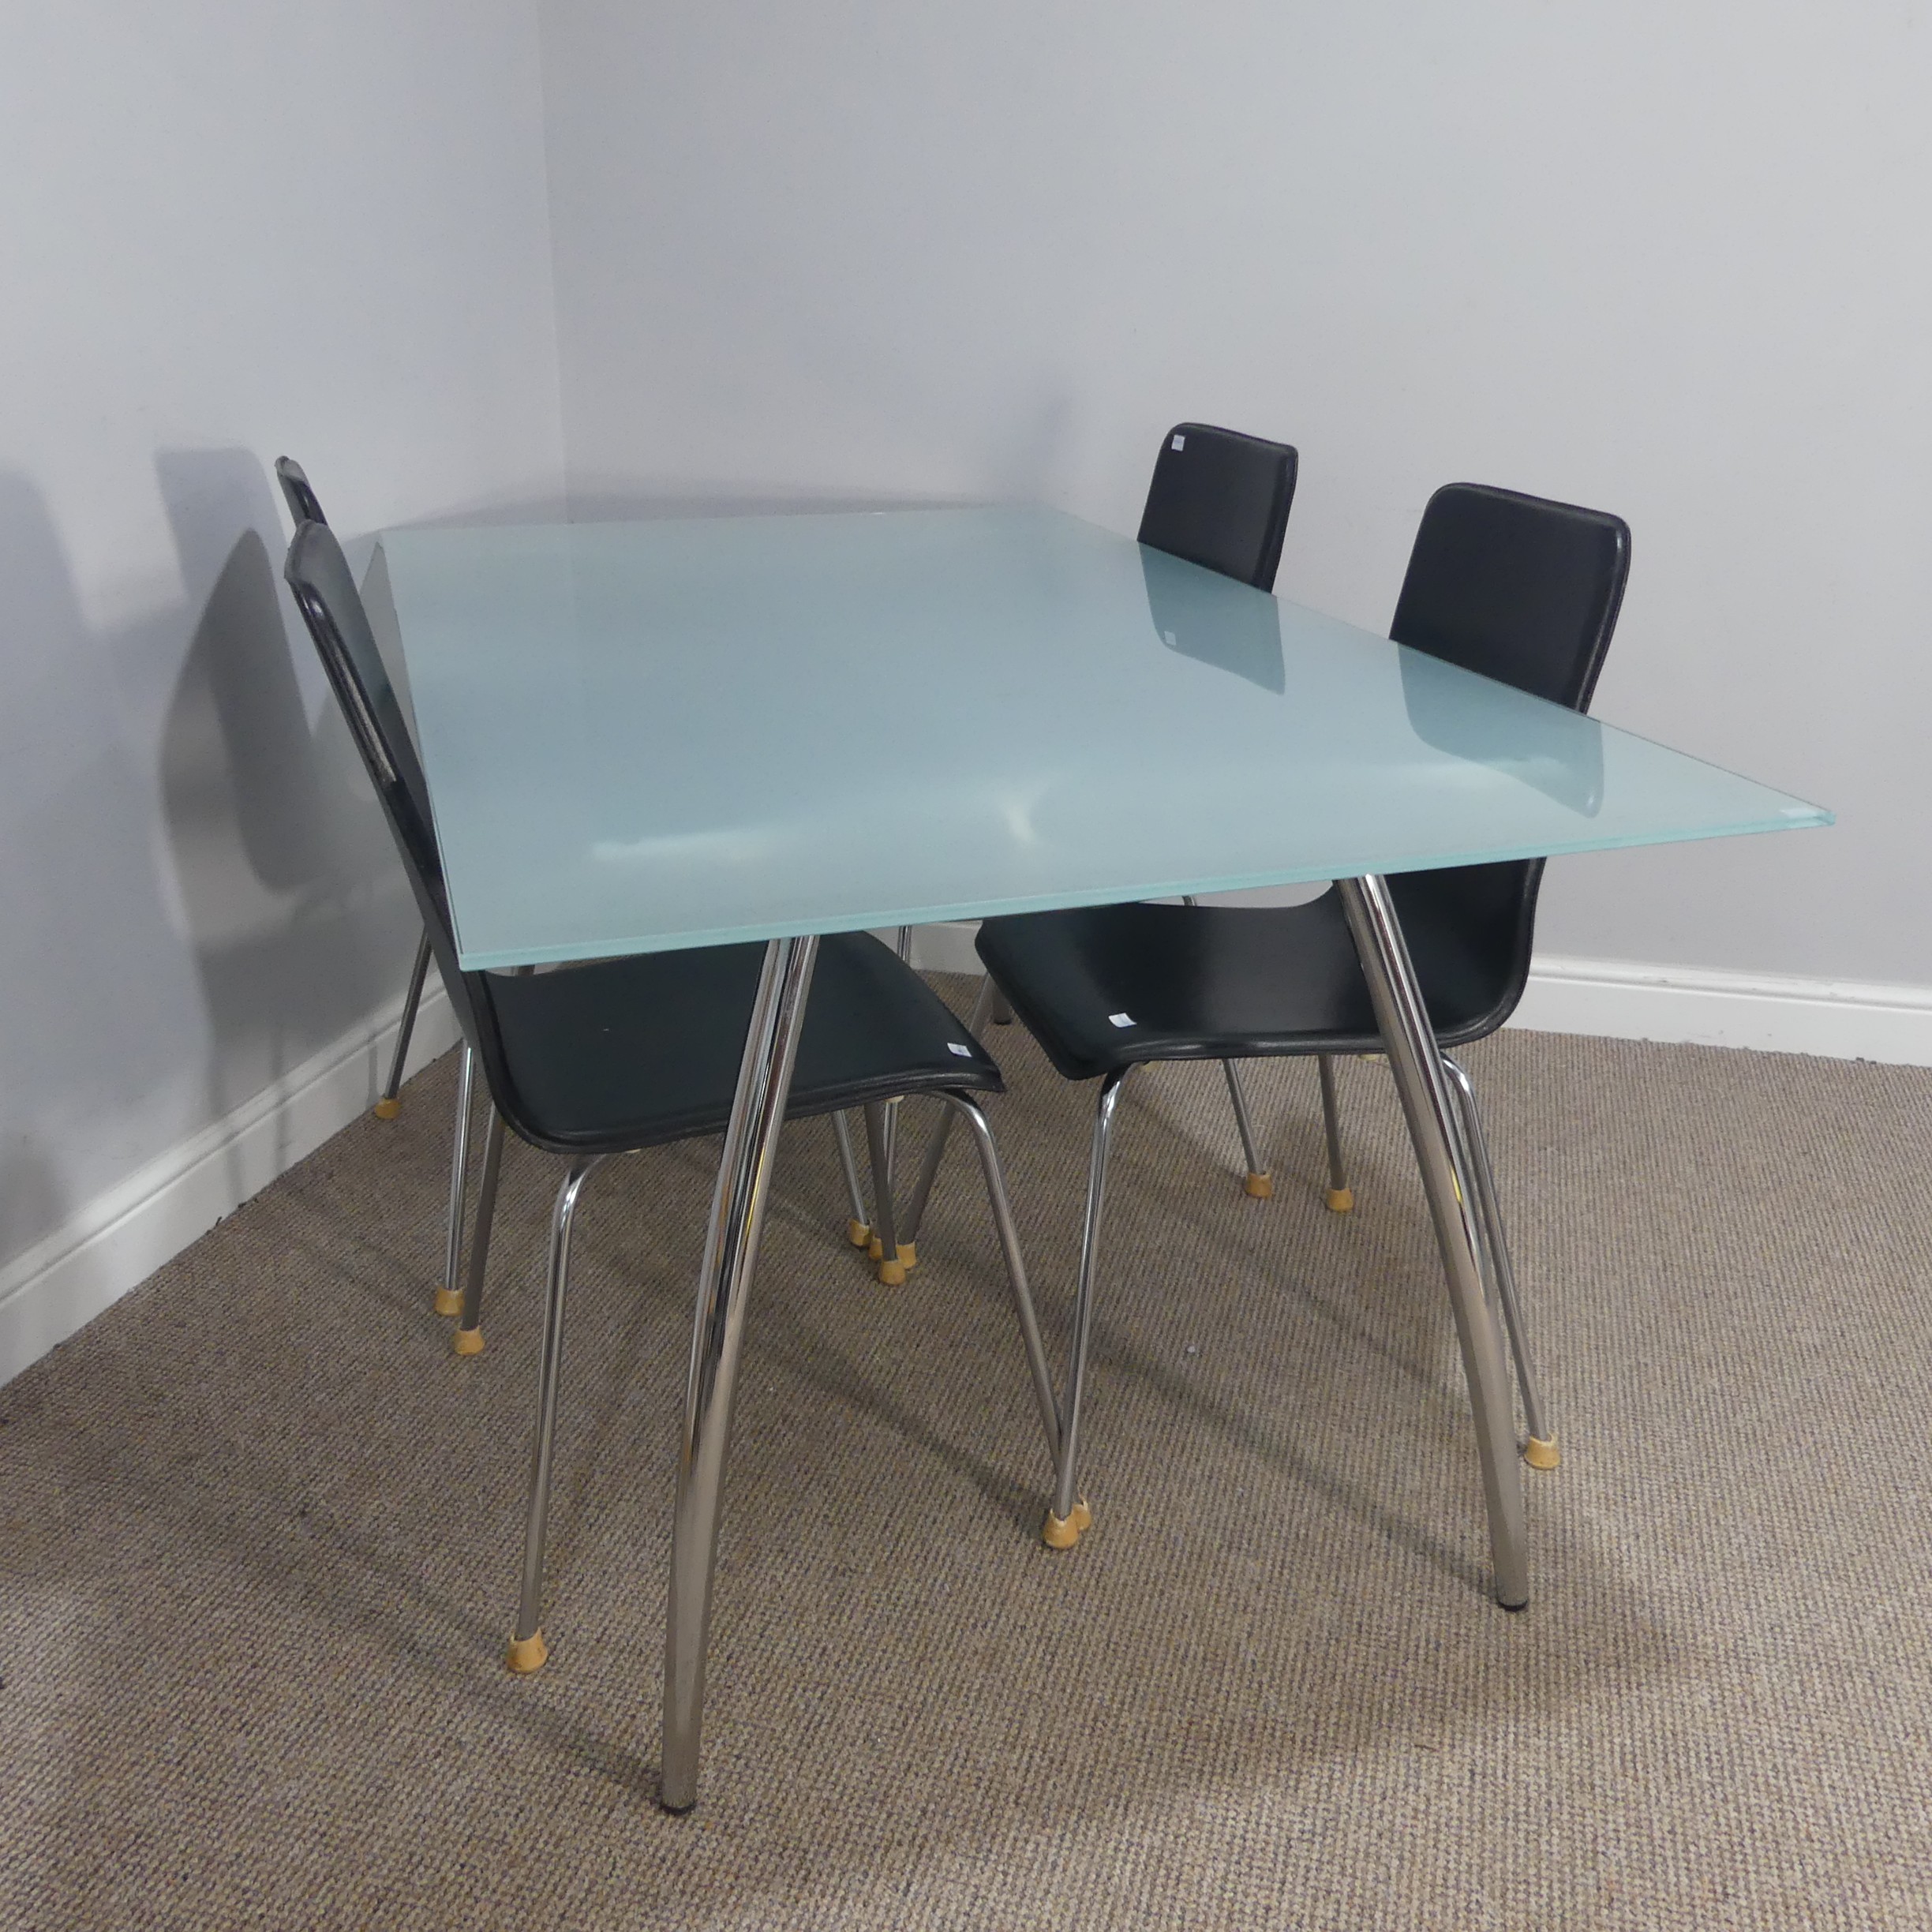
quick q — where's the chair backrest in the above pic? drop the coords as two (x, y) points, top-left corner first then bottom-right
(1136, 423), (1297, 590)
(1384, 482), (1631, 1040)
(275, 456), (328, 530)
(282, 519), (515, 1108)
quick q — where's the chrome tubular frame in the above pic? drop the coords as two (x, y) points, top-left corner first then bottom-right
(381, 927), (434, 1113)
(1336, 876), (1528, 1608)
(1221, 1059), (1267, 1181)
(661, 934), (820, 1814)
(511, 1153), (605, 1654)
(1440, 1054), (1552, 1458)
(1054, 1065), (1131, 1526)
(439, 1044), (476, 1312)
(455, 1108), (507, 1345)
(902, 975), (998, 1245)
(934, 1089), (1062, 1465)
(861, 1102), (900, 1263)
(1316, 1053), (1350, 1200)
(830, 1110), (869, 1234)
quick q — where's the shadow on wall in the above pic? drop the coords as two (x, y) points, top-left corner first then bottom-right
(0, 473), (193, 1268)
(154, 448), (417, 1204)
(0, 457), (421, 1279)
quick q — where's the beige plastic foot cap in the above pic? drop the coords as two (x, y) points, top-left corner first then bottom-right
(1243, 1170), (1275, 1200)
(1524, 1435), (1560, 1470)
(1042, 1497), (1094, 1550)
(1325, 1187), (1355, 1213)
(506, 1631), (548, 1674)
(846, 1219), (872, 1249)
(432, 1286), (462, 1317)
(373, 1096), (401, 1121)
(453, 1326), (484, 1357)
(874, 1242), (916, 1285)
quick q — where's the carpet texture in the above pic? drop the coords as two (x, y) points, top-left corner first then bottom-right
(5, 983), (1932, 1929)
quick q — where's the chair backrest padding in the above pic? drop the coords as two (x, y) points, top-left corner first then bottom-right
(1137, 423), (1298, 591)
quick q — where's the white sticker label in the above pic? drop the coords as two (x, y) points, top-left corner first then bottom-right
(947, 1041), (973, 1057)
(1108, 1012), (1135, 1028)
(1170, 434), (1185, 451)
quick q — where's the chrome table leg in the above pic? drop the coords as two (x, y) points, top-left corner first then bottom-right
(507, 1153), (604, 1674)
(434, 1044), (476, 1316)
(376, 927), (434, 1119)
(1316, 1054), (1353, 1211)
(661, 934), (819, 1814)
(1337, 876), (1529, 1610)
(1441, 1055), (1556, 1469)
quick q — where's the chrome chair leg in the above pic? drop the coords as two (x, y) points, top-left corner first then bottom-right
(1317, 1054), (1353, 1211)
(1441, 1055), (1556, 1470)
(663, 935), (819, 1814)
(453, 1108), (507, 1357)
(375, 927), (434, 1119)
(934, 1091), (1062, 1466)
(1045, 1066), (1130, 1551)
(900, 1103), (950, 1247)
(1222, 1060), (1273, 1199)
(987, 985), (1013, 1025)
(1338, 876), (1527, 1610)
(831, 1111), (871, 1251)
(901, 975), (1002, 1245)
(434, 1044), (476, 1316)
(506, 1154), (604, 1676)
(863, 1101), (912, 1284)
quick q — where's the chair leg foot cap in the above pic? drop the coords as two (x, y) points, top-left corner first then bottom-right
(845, 1219), (871, 1249)
(373, 1097), (402, 1121)
(1042, 1498), (1092, 1550)
(1243, 1170), (1274, 1200)
(506, 1631), (548, 1674)
(432, 1287), (462, 1317)
(453, 1327), (484, 1357)
(878, 1260), (908, 1286)
(1524, 1435), (1560, 1470)
(1325, 1187), (1355, 1213)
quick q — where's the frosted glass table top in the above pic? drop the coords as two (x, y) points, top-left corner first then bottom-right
(377, 507), (1830, 971)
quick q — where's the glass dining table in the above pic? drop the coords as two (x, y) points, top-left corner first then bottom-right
(377, 504), (1830, 1811)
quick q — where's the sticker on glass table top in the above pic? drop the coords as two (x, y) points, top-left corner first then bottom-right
(947, 1041), (973, 1057)
(1170, 434), (1185, 451)
(1108, 1012), (1136, 1028)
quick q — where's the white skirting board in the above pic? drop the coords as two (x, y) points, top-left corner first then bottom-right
(6, 924), (1931, 1391)
(907, 920), (1932, 1065)
(0, 983), (462, 1390)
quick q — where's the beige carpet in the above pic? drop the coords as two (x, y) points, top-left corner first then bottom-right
(6, 982), (1932, 1929)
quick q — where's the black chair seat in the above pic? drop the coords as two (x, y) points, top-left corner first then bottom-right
(975, 876), (1521, 1084)
(489, 930), (999, 1153)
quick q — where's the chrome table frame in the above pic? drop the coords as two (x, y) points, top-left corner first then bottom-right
(661, 868), (1528, 1812)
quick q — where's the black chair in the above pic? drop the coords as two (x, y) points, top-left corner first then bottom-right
(975, 482), (1631, 1547)
(284, 516), (1062, 1675)
(1135, 422), (1299, 1200)
(897, 419), (1301, 1293)
(272, 460), (435, 1127)
(278, 459), (480, 1330)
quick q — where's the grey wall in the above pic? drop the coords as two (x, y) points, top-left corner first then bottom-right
(0, 0), (564, 1276)
(537, 0), (1932, 987)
